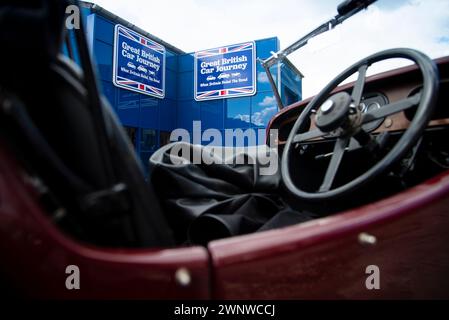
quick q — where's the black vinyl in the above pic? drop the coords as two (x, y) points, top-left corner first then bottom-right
(150, 143), (315, 245)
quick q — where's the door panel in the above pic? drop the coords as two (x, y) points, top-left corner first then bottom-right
(209, 171), (449, 299)
(0, 142), (210, 299)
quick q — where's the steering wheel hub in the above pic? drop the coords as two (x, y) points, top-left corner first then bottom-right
(315, 91), (352, 132)
(320, 99), (334, 114)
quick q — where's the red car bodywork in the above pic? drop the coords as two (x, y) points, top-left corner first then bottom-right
(1, 60), (449, 299)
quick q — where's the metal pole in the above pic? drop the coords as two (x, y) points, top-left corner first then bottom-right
(262, 61), (284, 111)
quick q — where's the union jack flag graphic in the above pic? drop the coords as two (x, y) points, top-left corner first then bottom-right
(195, 42), (253, 58)
(115, 76), (164, 96)
(117, 25), (165, 54)
(195, 41), (256, 101)
(196, 87), (254, 100)
(113, 25), (165, 98)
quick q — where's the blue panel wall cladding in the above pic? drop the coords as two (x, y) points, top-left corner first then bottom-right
(81, 6), (302, 172)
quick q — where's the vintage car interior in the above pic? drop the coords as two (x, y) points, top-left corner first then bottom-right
(0, 0), (448, 247)
(272, 54), (449, 210)
(1, 0), (448, 299)
(146, 49), (449, 246)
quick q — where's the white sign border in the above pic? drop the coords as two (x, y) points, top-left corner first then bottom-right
(194, 41), (257, 102)
(112, 24), (166, 99)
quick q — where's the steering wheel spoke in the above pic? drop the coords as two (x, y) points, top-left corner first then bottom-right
(351, 64), (368, 106)
(362, 92), (422, 124)
(293, 128), (327, 143)
(319, 136), (350, 192)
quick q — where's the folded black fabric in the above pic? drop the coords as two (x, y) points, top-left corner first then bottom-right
(150, 143), (314, 245)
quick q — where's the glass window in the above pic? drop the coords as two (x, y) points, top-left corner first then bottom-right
(94, 16), (114, 45)
(166, 50), (179, 71)
(179, 53), (194, 73)
(177, 100), (200, 130)
(93, 40), (113, 81)
(165, 69), (177, 100)
(160, 131), (171, 147)
(140, 128), (158, 153)
(159, 99), (177, 131)
(201, 100), (223, 130)
(256, 65), (278, 92)
(177, 72), (194, 100)
(118, 89), (139, 109)
(225, 96), (251, 129)
(140, 96), (158, 108)
(282, 86), (299, 106)
(251, 93), (278, 128)
(280, 62), (302, 103)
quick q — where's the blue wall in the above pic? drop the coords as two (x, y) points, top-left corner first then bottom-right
(74, 5), (302, 173)
(86, 13), (180, 166)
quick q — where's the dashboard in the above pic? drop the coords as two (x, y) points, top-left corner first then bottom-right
(269, 56), (449, 147)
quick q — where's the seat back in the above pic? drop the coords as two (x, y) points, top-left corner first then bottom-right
(0, 0), (174, 247)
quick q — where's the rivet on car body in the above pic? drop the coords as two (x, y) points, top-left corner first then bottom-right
(175, 268), (191, 287)
(358, 232), (377, 245)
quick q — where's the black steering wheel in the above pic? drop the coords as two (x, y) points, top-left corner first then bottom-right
(281, 48), (439, 201)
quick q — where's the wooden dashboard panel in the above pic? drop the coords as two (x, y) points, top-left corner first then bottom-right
(272, 59), (449, 146)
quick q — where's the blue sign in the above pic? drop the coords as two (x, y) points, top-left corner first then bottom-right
(113, 24), (165, 98)
(194, 41), (256, 101)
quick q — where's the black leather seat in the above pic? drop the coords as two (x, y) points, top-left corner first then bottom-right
(0, 0), (174, 247)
